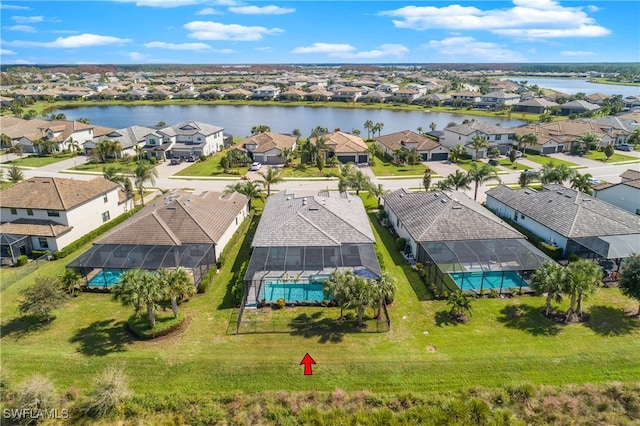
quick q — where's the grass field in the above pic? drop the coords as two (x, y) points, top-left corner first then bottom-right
(522, 154), (582, 169)
(1, 152), (76, 168)
(1, 197), (639, 400)
(583, 150), (638, 163)
(174, 148), (246, 177)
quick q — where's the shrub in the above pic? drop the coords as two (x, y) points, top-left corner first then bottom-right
(539, 242), (563, 260)
(149, 157), (158, 164)
(30, 249), (50, 258)
(15, 255), (28, 266)
(84, 365), (131, 418)
(15, 375), (58, 414)
(52, 251), (65, 260)
(567, 253), (581, 263)
(395, 237), (407, 251)
(127, 313), (185, 340)
(489, 288), (500, 298)
(199, 154), (207, 162)
(275, 298), (286, 309)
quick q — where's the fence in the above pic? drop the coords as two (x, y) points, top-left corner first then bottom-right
(228, 302), (391, 335)
(0, 253), (51, 292)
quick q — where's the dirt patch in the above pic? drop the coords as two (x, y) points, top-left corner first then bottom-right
(426, 345), (436, 353)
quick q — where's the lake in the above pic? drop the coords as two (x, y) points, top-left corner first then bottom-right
(501, 77), (640, 97)
(56, 105), (526, 138)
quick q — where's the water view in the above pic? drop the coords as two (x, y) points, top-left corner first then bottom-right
(501, 77), (640, 97)
(56, 104), (526, 138)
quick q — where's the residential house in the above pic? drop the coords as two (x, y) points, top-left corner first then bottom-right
(236, 132), (297, 165)
(383, 188), (550, 295)
(478, 91), (521, 109)
(331, 86), (362, 102)
(441, 121), (515, 158)
(243, 190), (381, 306)
(486, 184), (640, 260)
(88, 125), (156, 157)
(310, 131), (369, 164)
(585, 93), (609, 105)
(376, 130), (449, 162)
(252, 85), (281, 100)
(155, 121), (225, 159)
(559, 99), (601, 116)
(67, 190), (249, 288)
(512, 98), (559, 115)
(0, 177), (133, 261)
(448, 90), (481, 106)
(0, 117), (95, 154)
(592, 169), (640, 215)
(279, 87), (306, 101)
(391, 87), (421, 103)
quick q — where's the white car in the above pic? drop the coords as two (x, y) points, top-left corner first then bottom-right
(514, 150), (523, 158)
(587, 177), (601, 185)
(249, 162), (262, 171)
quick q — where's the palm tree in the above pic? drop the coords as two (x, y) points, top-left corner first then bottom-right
(572, 133), (599, 156)
(364, 120), (374, 140)
(133, 144), (145, 161)
(257, 167), (284, 197)
(279, 147), (293, 167)
(133, 161), (158, 206)
(367, 183), (388, 206)
(618, 253), (640, 315)
(137, 271), (165, 328)
(446, 170), (472, 191)
(447, 290), (473, 322)
(7, 164), (23, 183)
(112, 269), (145, 313)
(429, 122), (437, 132)
(337, 163), (355, 193)
(160, 267), (195, 318)
(251, 124), (271, 135)
(323, 270), (353, 320)
(468, 162), (501, 201)
(423, 171), (432, 192)
(406, 148), (421, 170)
(370, 272), (396, 319)
(224, 181), (265, 210)
(60, 269), (82, 295)
(522, 133), (538, 153)
(530, 261), (564, 317)
(564, 259), (601, 322)
(570, 172), (593, 195)
(103, 165), (131, 188)
(469, 134), (490, 160)
(349, 170), (371, 196)
(518, 170), (539, 188)
(448, 144), (466, 163)
(367, 142), (382, 165)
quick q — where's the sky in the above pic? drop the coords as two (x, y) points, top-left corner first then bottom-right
(1, 0), (638, 65)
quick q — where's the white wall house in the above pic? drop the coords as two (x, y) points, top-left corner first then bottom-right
(441, 122), (515, 158)
(0, 177), (133, 254)
(593, 181), (640, 215)
(158, 121), (225, 158)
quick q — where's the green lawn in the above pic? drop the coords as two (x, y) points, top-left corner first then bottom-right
(1, 152), (76, 167)
(369, 159), (432, 177)
(498, 159), (530, 171)
(522, 154), (582, 169)
(583, 151), (638, 163)
(278, 161), (339, 178)
(2, 196), (639, 400)
(174, 148), (246, 177)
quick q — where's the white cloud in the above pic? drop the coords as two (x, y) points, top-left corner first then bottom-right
(1, 48), (17, 55)
(5, 25), (36, 32)
(341, 44), (409, 59)
(256, 46), (272, 51)
(561, 50), (595, 56)
(115, 0), (205, 7)
(11, 16), (43, 24)
(423, 37), (526, 62)
(9, 33), (131, 48)
(144, 41), (212, 50)
(128, 51), (149, 61)
(380, 0), (610, 39)
(185, 21), (283, 41)
(1, 4), (29, 10)
(587, 5), (600, 12)
(197, 7), (221, 15)
(291, 43), (355, 54)
(229, 5), (295, 15)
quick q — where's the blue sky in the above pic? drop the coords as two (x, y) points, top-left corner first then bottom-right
(1, 0), (638, 65)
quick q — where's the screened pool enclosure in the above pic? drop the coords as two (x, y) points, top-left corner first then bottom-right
(66, 243), (215, 289)
(417, 238), (552, 295)
(243, 244), (382, 306)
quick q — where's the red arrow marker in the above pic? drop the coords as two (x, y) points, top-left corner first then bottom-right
(300, 353), (316, 375)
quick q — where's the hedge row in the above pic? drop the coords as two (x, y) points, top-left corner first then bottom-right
(54, 205), (143, 259)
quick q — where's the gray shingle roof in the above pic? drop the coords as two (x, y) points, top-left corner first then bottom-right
(252, 190), (374, 247)
(383, 189), (522, 242)
(485, 184), (640, 238)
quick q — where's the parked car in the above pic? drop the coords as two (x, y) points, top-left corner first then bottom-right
(587, 177), (601, 184)
(170, 157), (184, 165)
(249, 162), (262, 171)
(488, 159), (499, 166)
(186, 155), (199, 162)
(514, 150), (523, 158)
(615, 143), (633, 152)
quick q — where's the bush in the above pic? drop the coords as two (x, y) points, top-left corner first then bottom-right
(539, 242), (563, 260)
(52, 251), (65, 260)
(567, 253), (581, 263)
(15, 375), (58, 414)
(127, 313), (185, 340)
(84, 365), (131, 418)
(199, 154), (207, 162)
(15, 255), (28, 266)
(395, 237), (407, 251)
(275, 298), (286, 309)
(30, 249), (50, 258)
(149, 157), (158, 164)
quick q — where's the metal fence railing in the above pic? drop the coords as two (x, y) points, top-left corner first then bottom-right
(0, 253), (51, 292)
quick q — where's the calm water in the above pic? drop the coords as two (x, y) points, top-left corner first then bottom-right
(501, 77), (640, 97)
(56, 105), (526, 138)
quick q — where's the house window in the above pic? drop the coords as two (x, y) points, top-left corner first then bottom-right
(513, 211), (518, 222)
(38, 238), (49, 249)
(102, 211), (110, 223)
(495, 135), (502, 141)
(520, 213), (525, 219)
(197, 137), (202, 141)
(26, 208), (33, 216)
(103, 194), (108, 203)
(149, 138), (157, 145)
(10, 208), (17, 215)
(47, 210), (60, 217)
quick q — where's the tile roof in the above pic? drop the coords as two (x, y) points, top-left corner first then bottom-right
(310, 131), (368, 154)
(238, 132), (297, 153)
(485, 184), (640, 238)
(383, 189), (522, 242)
(252, 190), (375, 247)
(376, 130), (442, 152)
(93, 125), (156, 149)
(0, 218), (72, 237)
(621, 169), (640, 181)
(0, 177), (120, 210)
(158, 121), (223, 137)
(97, 190), (247, 245)
(445, 121), (511, 136)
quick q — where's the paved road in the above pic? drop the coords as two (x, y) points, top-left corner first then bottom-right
(2, 151), (639, 205)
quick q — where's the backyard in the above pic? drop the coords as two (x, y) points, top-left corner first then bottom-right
(1, 195), (638, 403)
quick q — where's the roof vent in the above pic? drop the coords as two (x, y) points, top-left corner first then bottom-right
(452, 204), (462, 209)
(556, 191), (563, 195)
(565, 194), (571, 198)
(524, 190), (531, 194)
(167, 207), (176, 210)
(440, 198), (447, 203)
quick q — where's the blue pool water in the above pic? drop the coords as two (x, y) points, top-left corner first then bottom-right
(449, 271), (524, 291)
(261, 282), (327, 302)
(87, 269), (123, 287)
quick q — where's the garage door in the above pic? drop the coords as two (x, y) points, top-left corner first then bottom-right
(265, 155), (284, 164)
(357, 154), (368, 164)
(338, 155), (356, 164)
(542, 146), (556, 154)
(430, 152), (449, 161)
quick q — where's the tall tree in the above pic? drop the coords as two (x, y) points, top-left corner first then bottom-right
(530, 261), (565, 317)
(224, 181), (264, 209)
(251, 124), (271, 135)
(160, 267), (195, 318)
(423, 171), (432, 192)
(445, 170), (472, 191)
(133, 161), (158, 206)
(470, 134), (490, 160)
(468, 163), (501, 201)
(406, 148), (421, 170)
(257, 167), (284, 197)
(618, 253), (640, 315)
(337, 163), (355, 193)
(18, 276), (68, 323)
(448, 144), (466, 163)
(367, 183), (388, 206)
(349, 170), (371, 196)
(112, 269), (145, 313)
(370, 272), (396, 319)
(429, 122), (437, 132)
(363, 120), (374, 140)
(603, 144), (615, 161)
(570, 172), (594, 195)
(7, 164), (24, 183)
(564, 259), (601, 322)
(323, 270), (353, 320)
(518, 170), (539, 188)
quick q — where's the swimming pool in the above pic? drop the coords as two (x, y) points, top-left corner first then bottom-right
(87, 269), (123, 288)
(449, 271), (525, 292)
(261, 282), (328, 302)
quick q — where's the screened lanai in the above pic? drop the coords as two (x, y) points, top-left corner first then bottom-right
(418, 238), (552, 295)
(244, 244), (382, 306)
(67, 243), (215, 289)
